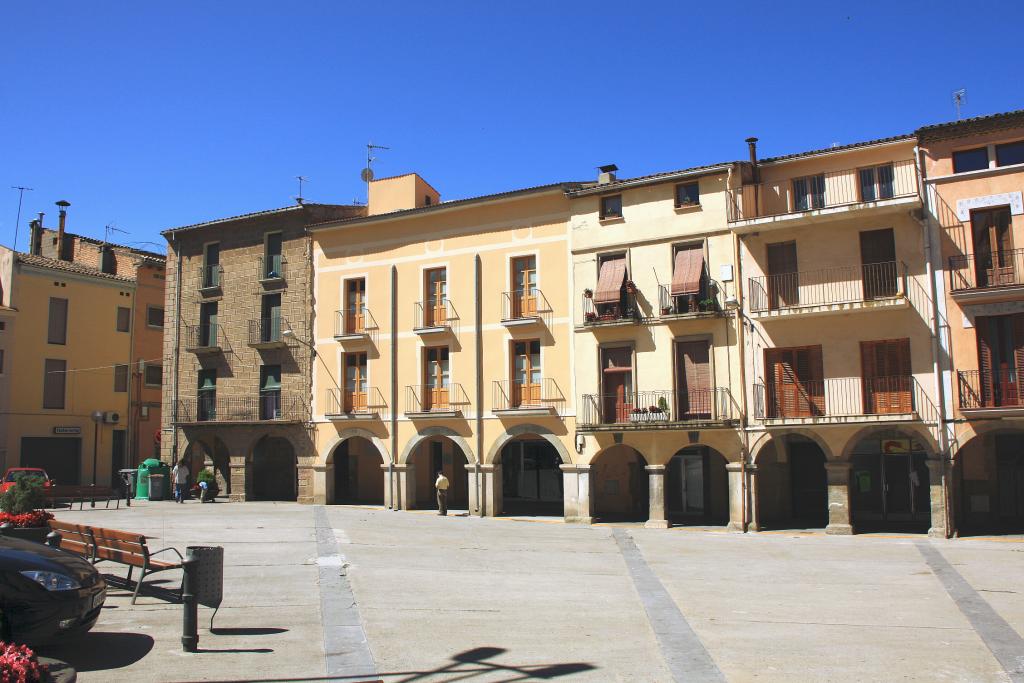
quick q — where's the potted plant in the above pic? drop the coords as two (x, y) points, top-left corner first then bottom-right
(583, 288), (593, 299)
(700, 297), (717, 312)
(630, 408), (644, 423)
(657, 396), (671, 418)
(661, 304), (673, 315)
(196, 468), (219, 503)
(584, 311), (597, 323)
(648, 404), (666, 422)
(0, 642), (50, 682)
(0, 476), (53, 544)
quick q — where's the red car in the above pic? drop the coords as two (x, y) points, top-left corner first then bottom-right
(0, 468), (53, 494)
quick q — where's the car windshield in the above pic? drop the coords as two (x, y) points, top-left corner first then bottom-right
(6, 471), (45, 482)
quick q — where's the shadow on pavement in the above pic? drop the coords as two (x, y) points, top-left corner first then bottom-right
(211, 627), (289, 636)
(37, 631), (154, 672)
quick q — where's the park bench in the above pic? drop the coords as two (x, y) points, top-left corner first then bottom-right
(45, 484), (121, 510)
(47, 520), (183, 604)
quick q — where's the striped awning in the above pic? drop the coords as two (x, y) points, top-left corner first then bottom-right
(594, 258), (627, 304)
(671, 248), (704, 296)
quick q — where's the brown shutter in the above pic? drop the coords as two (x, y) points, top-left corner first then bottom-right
(764, 348), (783, 418)
(895, 338), (912, 413)
(677, 341), (710, 418)
(977, 317), (994, 407)
(48, 298), (68, 344)
(671, 247), (704, 296)
(1013, 314), (1024, 406)
(802, 345), (825, 416)
(861, 341), (878, 414)
(594, 257), (626, 304)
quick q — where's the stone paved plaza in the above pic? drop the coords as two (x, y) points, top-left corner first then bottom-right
(34, 500), (1024, 682)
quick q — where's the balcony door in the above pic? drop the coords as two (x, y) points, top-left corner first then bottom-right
(511, 340), (541, 407)
(345, 279), (366, 334)
(793, 174), (825, 211)
(261, 294), (281, 343)
(860, 338), (911, 414)
(860, 228), (897, 299)
(343, 353), (368, 412)
(766, 241), (799, 310)
(601, 346), (633, 423)
(977, 314), (1024, 407)
(511, 256), (537, 318)
(197, 369), (216, 421)
(425, 268), (447, 326)
(972, 207), (1014, 287)
(200, 302), (218, 346)
(259, 365), (282, 420)
(675, 340), (711, 420)
(424, 346), (450, 410)
(764, 346), (824, 418)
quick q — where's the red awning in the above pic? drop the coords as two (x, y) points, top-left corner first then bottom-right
(594, 258), (626, 304)
(671, 248), (704, 296)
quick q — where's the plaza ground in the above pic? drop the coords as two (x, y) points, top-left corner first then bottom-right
(34, 500), (1024, 682)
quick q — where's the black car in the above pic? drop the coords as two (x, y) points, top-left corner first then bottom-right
(0, 536), (106, 645)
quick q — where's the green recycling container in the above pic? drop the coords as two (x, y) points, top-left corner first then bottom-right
(135, 458), (170, 500)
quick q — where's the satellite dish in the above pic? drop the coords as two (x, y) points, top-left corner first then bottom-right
(360, 167), (374, 183)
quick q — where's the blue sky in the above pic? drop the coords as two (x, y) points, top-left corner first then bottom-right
(2, 1), (1022, 251)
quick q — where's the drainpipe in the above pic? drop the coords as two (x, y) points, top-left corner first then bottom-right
(475, 254), (484, 517)
(732, 223), (751, 532)
(390, 265), (398, 510)
(171, 233), (182, 464)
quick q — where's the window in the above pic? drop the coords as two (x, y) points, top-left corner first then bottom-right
(197, 369), (216, 421)
(260, 365), (282, 419)
(858, 164), (895, 202)
(953, 147), (989, 174)
(200, 302), (218, 346)
(996, 141), (1024, 167)
(0, 321), (5, 331)
(511, 340), (541, 407)
(423, 346), (450, 410)
(675, 182), (700, 207)
(100, 246), (116, 275)
(43, 359), (66, 409)
(114, 364), (129, 392)
(792, 174), (826, 211)
(424, 268), (447, 327)
(147, 306), (164, 328)
(592, 253), (629, 320)
(144, 364), (162, 387)
(0, 349), (4, 374)
(599, 345), (633, 423)
(670, 244), (706, 312)
(345, 279), (366, 334)
(600, 194), (623, 220)
(47, 298), (68, 345)
(116, 307), (131, 332)
(343, 353), (368, 412)
(264, 233), (283, 279)
(202, 243), (220, 288)
(261, 294), (282, 342)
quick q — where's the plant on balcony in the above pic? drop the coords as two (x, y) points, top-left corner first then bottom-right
(0, 477), (52, 543)
(624, 280), (637, 294)
(700, 297), (717, 311)
(584, 311), (597, 322)
(629, 407), (645, 423)
(583, 288), (593, 299)
(661, 304), (674, 315)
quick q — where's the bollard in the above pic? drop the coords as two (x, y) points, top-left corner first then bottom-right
(45, 531), (62, 549)
(181, 551), (199, 652)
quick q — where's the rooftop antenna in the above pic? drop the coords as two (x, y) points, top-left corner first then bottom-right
(952, 89), (967, 120)
(104, 223), (128, 244)
(362, 142), (390, 203)
(10, 185), (33, 252)
(295, 176), (308, 205)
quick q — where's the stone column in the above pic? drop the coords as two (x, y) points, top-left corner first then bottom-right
(296, 463), (316, 505)
(925, 458), (949, 539)
(644, 465), (669, 529)
(398, 463), (415, 510)
(726, 462), (745, 532)
(474, 464), (502, 516)
(465, 463), (481, 516)
(229, 455), (249, 502)
(824, 462), (854, 535)
(310, 463), (329, 505)
(560, 464), (593, 523)
(747, 464), (761, 532)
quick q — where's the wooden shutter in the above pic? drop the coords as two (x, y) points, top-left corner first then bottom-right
(48, 298), (68, 344)
(594, 257), (627, 304)
(766, 347), (820, 417)
(766, 242), (799, 309)
(1013, 314), (1024, 406)
(860, 229), (897, 298)
(861, 338), (911, 414)
(677, 341), (711, 418)
(801, 345), (825, 416)
(977, 317), (995, 407)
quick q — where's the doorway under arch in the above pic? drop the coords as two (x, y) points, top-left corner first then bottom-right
(252, 436), (297, 501)
(408, 437), (469, 511)
(849, 428), (930, 532)
(666, 446), (728, 525)
(498, 437), (564, 516)
(331, 437), (385, 505)
(956, 430), (1024, 535)
(592, 445), (648, 522)
(184, 437), (231, 496)
(757, 435), (828, 529)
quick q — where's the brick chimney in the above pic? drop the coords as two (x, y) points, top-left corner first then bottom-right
(55, 200), (71, 260)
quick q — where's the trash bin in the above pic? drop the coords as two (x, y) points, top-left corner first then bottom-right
(119, 468), (137, 505)
(187, 545), (224, 627)
(148, 473), (167, 501)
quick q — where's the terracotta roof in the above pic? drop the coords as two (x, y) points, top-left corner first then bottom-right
(565, 162), (735, 197)
(916, 109), (1024, 141)
(162, 203), (364, 236)
(758, 134), (915, 165)
(40, 229), (165, 262)
(17, 253), (136, 283)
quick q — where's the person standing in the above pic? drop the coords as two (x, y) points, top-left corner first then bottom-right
(171, 459), (190, 503)
(434, 470), (449, 516)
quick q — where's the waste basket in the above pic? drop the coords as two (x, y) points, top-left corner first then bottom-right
(119, 469), (137, 506)
(148, 473), (167, 501)
(188, 545), (224, 627)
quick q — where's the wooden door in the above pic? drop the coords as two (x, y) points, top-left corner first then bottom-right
(425, 268), (447, 326)
(601, 346), (633, 423)
(512, 340), (541, 407)
(343, 353), (367, 412)
(346, 279), (366, 334)
(766, 242), (799, 309)
(511, 256), (537, 318)
(860, 228), (897, 299)
(764, 346), (824, 417)
(424, 347), (449, 410)
(676, 340), (711, 419)
(977, 314), (1024, 407)
(860, 338), (911, 414)
(973, 207), (1014, 287)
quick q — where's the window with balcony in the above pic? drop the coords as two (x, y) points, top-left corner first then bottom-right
(423, 346), (450, 410)
(264, 233), (283, 279)
(510, 256), (537, 319)
(971, 206), (1014, 288)
(260, 365), (282, 419)
(765, 241), (799, 310)
(860, 338), (911, 414)
(669, 244), (706, 313)
(996, 140), (1024, 167)
(202, 243), (221, 288)
(511, 340), (541, 408)
(676, 340), (711, 420)
(674, 182), (700, 208)
(764, 346), (824, 418)
(600, 345), (633, 423)
(200, 302), (218, 346)
(588, 253), (631, 322)
(973, 314), (1024, 408)
(343, 352), (368, 413)
(344, 278), (366, 334)
(792, 174), (825, 211)
(424, 268), (447, 327)
(197, 369), (216, 420)
(599, 194), (623, 220)
(260, 293), (282, 343)
(859, 228), (898, 299)
(48, 297), (68, 345)
(953, 147), (989, 174)
(858, 164), (895, 202)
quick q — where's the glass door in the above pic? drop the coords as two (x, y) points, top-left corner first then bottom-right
(344, 353), (368, 412)
(346, 279), (366, 334)
(512, 340), (541, 407)
(601, 346), (633, 423)
(511, 256), (537, 318)
(424, 347), (449, 410)
(425, 268), (447, 327)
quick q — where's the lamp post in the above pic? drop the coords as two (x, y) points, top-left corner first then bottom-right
(90, 411), (104, 486)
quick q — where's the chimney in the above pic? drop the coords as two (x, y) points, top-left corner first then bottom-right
(597, 164), (618, 185)
(29, 216), (43, 256)
(745, 137), (759, 182)
(55, 200), (70, 260)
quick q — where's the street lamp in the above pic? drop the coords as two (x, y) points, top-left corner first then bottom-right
(90, 411), (104, 486)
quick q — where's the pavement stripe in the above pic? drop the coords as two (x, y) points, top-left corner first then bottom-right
(916, 541), (1024, 682)
(314, 505), (378, 679)
(613, 529), (725, 683)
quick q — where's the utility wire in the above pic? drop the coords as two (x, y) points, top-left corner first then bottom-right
(45, 358), (163, 374)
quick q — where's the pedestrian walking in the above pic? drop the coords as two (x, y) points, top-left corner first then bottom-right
(435, 470), (449, 516)
(172, 459), (190, 503)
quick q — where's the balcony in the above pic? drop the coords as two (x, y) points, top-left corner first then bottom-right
(334, 307), (378, 343)
(184, 324), (221, 354)
(248, 318), (288, 349)
(577, 388), (737, 430)
(580, 291), (639, 327)
(949, 249), (1024, 301)
(257, 255), (286, 286)
(500, 289), (553, 327)
(174, 393), (306, 424)
(726, 159), (919, 228)
(957, 370), (1024, 416)
(657, 284), (721, 319)
(413, 299), (459, 336)
(753, 376), (936, 425)
(324, 387), (387, 420)
(404, 383), (470, 417)
(748, 261), (908, 319)
(492, 378), (565, 416)
(198, 264), (222, 294)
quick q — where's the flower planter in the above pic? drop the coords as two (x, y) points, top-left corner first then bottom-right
(1, 525), (50, 544)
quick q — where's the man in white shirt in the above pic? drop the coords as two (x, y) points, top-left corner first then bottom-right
(434, 471), (449, 516)
(171, 459), (190, 503)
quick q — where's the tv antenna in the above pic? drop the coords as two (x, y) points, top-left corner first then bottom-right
(362, 142), (390, 200)
(10, 185), (33, 252)
(295, 175), (309, 204)
(952, 89), (967, 120)
(104, 223), (128, 244)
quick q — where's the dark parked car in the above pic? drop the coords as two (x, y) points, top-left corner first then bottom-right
(0, 536), (106, 645)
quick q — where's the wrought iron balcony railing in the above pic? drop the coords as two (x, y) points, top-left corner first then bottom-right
(248, 317), (286, 347)
(748, 261), (906, 313)
(175, 393), (306, 423)
(258, 255), (286, 282)
(949, 248), (1024, 292)
(581, 291), (639, 325)
(414, 299), (459, 331)
(404, 383), (471, 415)
(578, 388), (736, 428)
(324, 387), (387, 417)
(334, 307), (378, 339)
(198, 264), (222, 291)
(501, 288), (553, 322)
(184, 323), (220, 351)
(753, 376), (936, 422)
(492, 378), (565, 415)
(727, 159), (918, 222)
(657, 284), (718, 316)
(957, 369), (1024, 410)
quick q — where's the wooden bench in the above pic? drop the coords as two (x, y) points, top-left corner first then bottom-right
(47, 520), (183, 604)
(45, 485), (121, 510)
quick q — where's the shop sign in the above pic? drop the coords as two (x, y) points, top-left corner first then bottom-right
(53, 426), (82, 435)
(881, 438), (911, 454)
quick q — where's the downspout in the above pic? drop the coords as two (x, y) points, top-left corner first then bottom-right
(127, 272), (138, 469)
(390, 265), (398, 510)
(171, 233), (182, 464)
(730, 163), (751, 532)
(475, 254), (484, 516)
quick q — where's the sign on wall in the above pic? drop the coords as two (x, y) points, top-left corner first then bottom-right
(52, 426), (82, 435)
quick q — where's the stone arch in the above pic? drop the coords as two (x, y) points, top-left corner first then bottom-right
(487, 424), (572, 465)
(950, 425), (1024, 535)
(592, 444), (649, 522)
(320, 428), (391, 466)
(251, 435), (297, 501)
(752, 429), (834, 464)
(182, 435), (231, 495)
(665, 444), (730, 526)
(839, 424), (939, 461)
(399, 426), (475, 464)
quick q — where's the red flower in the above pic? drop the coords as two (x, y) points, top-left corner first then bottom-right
(0, 511), (53, 529)
(0, 641), (48, 683)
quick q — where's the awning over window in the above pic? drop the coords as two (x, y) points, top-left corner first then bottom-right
(594, 257), (627, 304)
(671, 248), (704, 296)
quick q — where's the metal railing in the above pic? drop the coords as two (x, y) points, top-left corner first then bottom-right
(957, 369), (1024, 409)
(727, 159), (918, 222)
(492, 378), (565, 415)
(184, 323), (220, 349)
(334, 307), (378, 338)
(753, 376), (935, 420)
(248, 318), (285, 345)
(175, 393), (305, 423)
(405, 383), (471, 414)
(657, 284), (718, 315)
(748, 261), (906, 313)
(578, 388), (736, 427)
(324, 387), (387, 416)
(581, 291), (639, 325)
(199, 264), (222, 290)
(258, 255), (286, 281)
(501, 288), (553, 321)
(949, 248), (1024, 291)
(414, 299), (459, 330)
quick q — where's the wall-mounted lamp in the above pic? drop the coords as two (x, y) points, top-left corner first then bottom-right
(575, 433), (585, 455)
